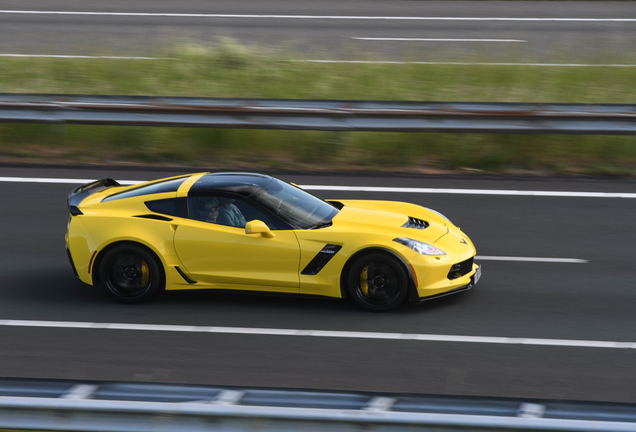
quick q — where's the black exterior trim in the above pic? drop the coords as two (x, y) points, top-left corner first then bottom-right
(66, 247), (79, 280)
(301, 244), (343, 275)
(326, 200), (345, 210)
(401, 217), (429, 230)
(133, 214), (173, 222)
(67, 178), (120, 213)
(102, 176), (188, 203)
(414, 284), (473, 304)
(175, 266), (197, 284)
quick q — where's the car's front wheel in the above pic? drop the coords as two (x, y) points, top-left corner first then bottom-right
(99, 244), (163, 304)
(346, 252), (409, 312)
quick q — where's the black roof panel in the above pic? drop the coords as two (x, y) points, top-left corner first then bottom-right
(190, 172), (273, 196)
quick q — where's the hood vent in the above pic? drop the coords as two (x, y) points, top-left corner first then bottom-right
(402, 217), (429, 230)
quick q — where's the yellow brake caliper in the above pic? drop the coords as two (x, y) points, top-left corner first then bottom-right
(360, 265), (369, 297)
(141, 260), (150, 287)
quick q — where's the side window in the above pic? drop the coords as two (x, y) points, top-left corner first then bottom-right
(188, 195), (277, 229)
(145, 198), (187, 218)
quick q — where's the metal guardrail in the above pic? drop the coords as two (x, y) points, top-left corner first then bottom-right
(0, 93), (635, 134)
(0, 379), (635, 432)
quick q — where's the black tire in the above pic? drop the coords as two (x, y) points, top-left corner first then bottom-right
(346, 252), (409, 312)
(99, 244), (164, 304)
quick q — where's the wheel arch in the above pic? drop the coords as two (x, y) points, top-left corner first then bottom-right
(339, 247), (418, 301)
(92, 240), (166, 287)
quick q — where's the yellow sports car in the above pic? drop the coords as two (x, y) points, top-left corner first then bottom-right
(66, 173), (480, 311)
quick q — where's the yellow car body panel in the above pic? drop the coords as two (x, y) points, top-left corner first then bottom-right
(66, 215), (97, 284)
(173, 219), (301, 292)
(66, 173), (480, 309)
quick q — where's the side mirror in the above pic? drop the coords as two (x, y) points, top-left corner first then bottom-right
(245, 220), (275, 238)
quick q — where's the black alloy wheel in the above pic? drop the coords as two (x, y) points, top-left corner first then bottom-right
(99, 244), (163, 304)
(347, 252), (409, 312)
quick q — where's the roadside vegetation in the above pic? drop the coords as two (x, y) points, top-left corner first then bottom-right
(0, 41), (635, 175)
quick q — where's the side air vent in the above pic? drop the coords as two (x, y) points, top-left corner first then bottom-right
(175, 266), (197, 284)
(401, 217), (429, 230)
(133, 214), (173, 222)
(301, 244), (343, 275)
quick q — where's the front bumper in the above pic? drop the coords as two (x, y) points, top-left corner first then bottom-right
(414, 264), (481, 304)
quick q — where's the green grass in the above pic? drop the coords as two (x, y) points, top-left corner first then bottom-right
(0, 41), (635, 175)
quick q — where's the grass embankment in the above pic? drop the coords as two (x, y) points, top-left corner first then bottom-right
(0, 43), (635, 175)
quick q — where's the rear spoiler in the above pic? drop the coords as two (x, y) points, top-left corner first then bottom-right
(67, 178), (120, 215)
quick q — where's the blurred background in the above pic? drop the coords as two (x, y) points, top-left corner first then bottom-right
(0, 0), (635, 417)
(0, 0), (635, 174)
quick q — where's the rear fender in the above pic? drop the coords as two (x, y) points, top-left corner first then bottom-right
(79, 216), (178, 286)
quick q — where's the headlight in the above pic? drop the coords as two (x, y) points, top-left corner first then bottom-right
(393, 238), (445, 256)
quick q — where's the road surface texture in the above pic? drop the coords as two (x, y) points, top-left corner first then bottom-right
(0, 166), (634, 403)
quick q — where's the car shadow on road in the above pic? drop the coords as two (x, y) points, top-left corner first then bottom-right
(159, 288), (349, 311)
(0, 261), (475, 318)
(400, 290), (475, 315)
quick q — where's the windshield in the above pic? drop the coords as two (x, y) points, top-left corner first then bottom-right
(253, 179), (339, 229)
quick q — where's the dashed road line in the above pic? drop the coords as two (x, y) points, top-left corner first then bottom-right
(476, 256), (588, 263)
(352, 38), (527, 42)
(0, 54), (166, 59)
(364, 397), (397, 411)
(61, 384), (99, 400)
(293, 60), (636, 67)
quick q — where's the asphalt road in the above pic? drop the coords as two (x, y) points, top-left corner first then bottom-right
(0, 1), (634, 61)
(1, 166), (635, 403)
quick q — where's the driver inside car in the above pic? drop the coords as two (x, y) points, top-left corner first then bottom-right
(217, 198), (247, 228)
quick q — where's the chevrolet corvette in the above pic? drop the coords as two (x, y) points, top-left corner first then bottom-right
(66, 173), (480, 311)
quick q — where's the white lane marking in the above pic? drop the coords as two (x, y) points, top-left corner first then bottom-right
(352, 38), (527, 42)
(0, 177), (142, 185)
(1, 177), (635, 199)
(0, 11), (635, 22)
(61, 384), (98, 400)
(300, 185), (636, 199)
(364, 397), (397, 412)
(0, 54), (166, 59)
(1, 319), (635, 349)
(517, 403), (546, 418)
(213, 390), (244, 406)
(476, 256), (588, 263)
(293, 60), (636, 67)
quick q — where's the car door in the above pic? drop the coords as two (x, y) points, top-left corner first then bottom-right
(173, 194), (301, 292)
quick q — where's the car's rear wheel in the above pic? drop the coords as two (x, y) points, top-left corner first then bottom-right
(347, 252), (409, 312)
(99, 244), (163, 304)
